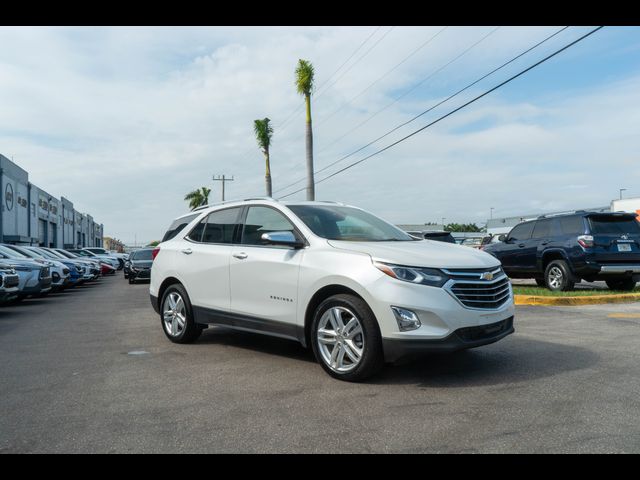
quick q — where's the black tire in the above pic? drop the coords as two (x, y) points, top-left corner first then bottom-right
(128, 277), (134, 284)
(160, 283), (202, 344)
(544, 260), (576, 291)
(124, 273), (129, 279)
(606, 279), (637, 291)
(310, 294), (384, 382)
(535, 278), (546, 287)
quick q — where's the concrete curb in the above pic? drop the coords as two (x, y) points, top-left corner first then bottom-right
(514, 293), (640, 306)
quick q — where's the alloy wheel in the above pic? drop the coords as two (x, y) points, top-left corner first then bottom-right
(163, 291), (186, 337)
(548, 266), (563, 289)
(316, 306), (365, 373)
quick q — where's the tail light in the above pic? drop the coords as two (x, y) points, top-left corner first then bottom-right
(152, 247), (160, 260)
(577, 235), (594, 248)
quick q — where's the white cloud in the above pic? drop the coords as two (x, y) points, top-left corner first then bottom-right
(0, 26), (637, 242)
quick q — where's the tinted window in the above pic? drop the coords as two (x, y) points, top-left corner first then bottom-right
(162, 213), (198, 242)
(588, 216), (640, 235)
(558, 216), (585, 235)
(186, 218), (207, 242)
(532, 219), (553, 238)
(242, 207), (296, 246)
(202, 208), (242, 244)
(288, 205), (413, 241)
(132, 250), (153, 261)
(508, 221), (535, 241)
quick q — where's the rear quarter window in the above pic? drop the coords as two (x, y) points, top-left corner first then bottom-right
(162, 213), (199, 242)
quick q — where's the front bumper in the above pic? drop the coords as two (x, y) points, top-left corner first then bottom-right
(382, 316), (514, 362)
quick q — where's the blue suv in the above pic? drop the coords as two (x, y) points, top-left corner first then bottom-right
(483, 211), (640, 291)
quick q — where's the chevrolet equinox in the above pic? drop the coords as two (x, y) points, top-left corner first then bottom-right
(150, 199), (515, 381)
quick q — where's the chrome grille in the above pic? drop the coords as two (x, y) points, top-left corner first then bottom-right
(443, 267), (511, 310)
(2, 274), (20, 288)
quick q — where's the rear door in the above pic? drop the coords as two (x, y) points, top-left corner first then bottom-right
(229, 205), (304, 339)
(586, 214), (640, 264)
(177, 207), (242, 313)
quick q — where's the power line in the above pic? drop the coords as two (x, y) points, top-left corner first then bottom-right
(310, 26), (569, 181)
(315, 26), (449, 129)
(315, 26), (501, 156)
(314, 26), (396, 101)
(273, 26), (502, 196)
(278, 26), (604, 200)
(276, 26), (382, 132)
(232, 27), (385, 165)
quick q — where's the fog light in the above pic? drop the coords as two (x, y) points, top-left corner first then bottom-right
(391, 306), (421, 331)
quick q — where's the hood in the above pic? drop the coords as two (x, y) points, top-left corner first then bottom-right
(4, 258), (42, 270)
(327, 239), (501, 269)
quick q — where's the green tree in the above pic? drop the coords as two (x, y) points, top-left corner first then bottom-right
(184, 187), (211, 211)
(295, 59), (315, 200)
(254, 117), (274, 197)
(444, 223), (482, 232)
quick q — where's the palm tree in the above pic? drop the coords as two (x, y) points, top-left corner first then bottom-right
(295, 59), (315, 201)
(184, 187), (211, 211)
(254, 117), (274, 197)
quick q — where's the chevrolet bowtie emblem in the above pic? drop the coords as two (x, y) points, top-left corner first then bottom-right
(481, 272), (494, 281)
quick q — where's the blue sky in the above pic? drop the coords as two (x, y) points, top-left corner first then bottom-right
(0, 26), (639, 243)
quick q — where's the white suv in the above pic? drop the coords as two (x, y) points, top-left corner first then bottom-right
(150, 199), (514, 381)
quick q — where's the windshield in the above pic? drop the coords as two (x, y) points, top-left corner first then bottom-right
(287, 205), (414, 242)
(132, 250), (153, 261)
(0, 245), (28, 258)
(41, 249), (66, 259)
(588, 216), (640, 235)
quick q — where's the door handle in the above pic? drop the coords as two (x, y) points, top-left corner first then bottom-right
(181, 248), (193, 255)
(518, 243), (525, 248)
(233, 252), (248, 260)
(541, 241), (550, 246)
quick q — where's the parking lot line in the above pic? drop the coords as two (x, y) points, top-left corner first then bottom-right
(607, 313), (640, 318)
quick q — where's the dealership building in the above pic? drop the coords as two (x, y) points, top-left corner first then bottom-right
(0, 154), (103, 248)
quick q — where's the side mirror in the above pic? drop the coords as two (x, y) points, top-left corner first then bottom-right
(498, 234), (506, 242)
(261, 231), (304, 248)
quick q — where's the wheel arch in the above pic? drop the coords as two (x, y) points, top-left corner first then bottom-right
(157, 276), (183, 311)
(303, 284), (367, 349)
(540, 249), (572, 273)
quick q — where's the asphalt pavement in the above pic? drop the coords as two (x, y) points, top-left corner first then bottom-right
(1, 275), (639, 453)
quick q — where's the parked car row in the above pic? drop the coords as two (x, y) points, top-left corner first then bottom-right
(0, 246), (123, 304)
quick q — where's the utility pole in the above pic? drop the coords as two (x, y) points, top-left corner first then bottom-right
(620, 188), (627, 200)
(490, 207), (494, 219)
(213, 175), (234, 202)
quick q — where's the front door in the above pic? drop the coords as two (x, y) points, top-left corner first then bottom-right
(229, 206), (304, 339)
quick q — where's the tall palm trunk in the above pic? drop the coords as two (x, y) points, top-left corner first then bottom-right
(305, 94), (315, 201)
(264, 148), (272, 197)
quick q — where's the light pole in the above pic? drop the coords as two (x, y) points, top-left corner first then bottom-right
(620, 188), (627, 200)
(490, 207), (494, 220)
(441, 217), (446, 228)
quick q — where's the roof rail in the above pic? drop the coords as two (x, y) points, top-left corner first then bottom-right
(537, 208), (613, 219)
(192, 197), (277, 212)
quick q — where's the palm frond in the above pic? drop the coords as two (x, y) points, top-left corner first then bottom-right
(254, 117), (273, 152)
(295, 59), (314, 96)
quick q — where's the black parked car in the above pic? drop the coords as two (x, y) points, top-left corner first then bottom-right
(126, 248), (154, 284)
(483, 211), (640, 291)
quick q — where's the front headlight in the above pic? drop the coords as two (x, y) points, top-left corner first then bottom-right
(373, 261), (449, 287)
